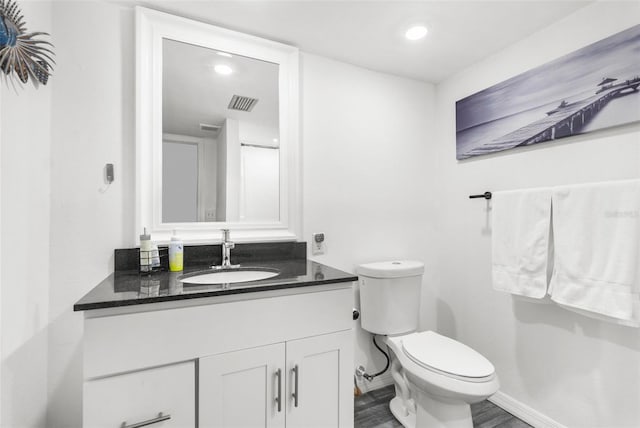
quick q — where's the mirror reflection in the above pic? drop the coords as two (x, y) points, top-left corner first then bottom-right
(162, 38), (280, 223)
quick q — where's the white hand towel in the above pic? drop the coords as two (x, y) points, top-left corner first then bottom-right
(492, 188), (552, 298)
(549, 179), (640, 327)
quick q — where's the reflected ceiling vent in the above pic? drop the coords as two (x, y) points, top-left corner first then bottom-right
(228, 94), (259, 112)
(200, 123), (221, 132)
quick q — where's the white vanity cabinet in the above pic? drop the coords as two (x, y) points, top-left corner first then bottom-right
(81, 284), (354, 428)
(199, 330), (352, 428)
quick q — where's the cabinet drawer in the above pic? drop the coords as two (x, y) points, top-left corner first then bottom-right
(84, 361), (195, 428)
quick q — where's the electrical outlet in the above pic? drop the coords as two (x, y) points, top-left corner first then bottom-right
(312, 232), (325, 255)
(205, 210), (216, 221)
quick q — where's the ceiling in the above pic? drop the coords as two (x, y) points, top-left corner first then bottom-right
(163, 39), (279, 140)
(115, 0), (592, 83)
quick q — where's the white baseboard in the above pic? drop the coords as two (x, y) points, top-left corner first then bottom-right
(356, 372), (394, 394)
(489, 391), (566, 428)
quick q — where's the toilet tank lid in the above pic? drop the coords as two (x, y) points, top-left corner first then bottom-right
(357, 260), (424, 278)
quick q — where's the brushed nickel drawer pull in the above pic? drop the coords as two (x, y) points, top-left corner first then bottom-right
(121, 412), (171, 428)
(292, 364), (299, 407)
(275, 368), (283, 412)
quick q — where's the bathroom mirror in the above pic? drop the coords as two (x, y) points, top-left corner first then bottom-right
(136, 7), (300, 243)
(162, 39), (280, 224)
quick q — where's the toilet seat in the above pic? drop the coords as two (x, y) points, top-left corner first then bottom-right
(402, 331), (495, 383)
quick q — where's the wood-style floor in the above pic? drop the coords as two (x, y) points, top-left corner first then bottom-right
(354, 385), (532, 428)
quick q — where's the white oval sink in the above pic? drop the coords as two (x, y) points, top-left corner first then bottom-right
(180, 269), (279, 285)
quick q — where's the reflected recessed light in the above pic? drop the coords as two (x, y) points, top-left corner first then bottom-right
(273, 138), (279, 143)
(217, 52), (232, 58)
(214, 64), (233, 75)
(405, 25), (428, 41)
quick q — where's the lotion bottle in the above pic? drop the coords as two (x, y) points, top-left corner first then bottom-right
(169, 230), (184, 272)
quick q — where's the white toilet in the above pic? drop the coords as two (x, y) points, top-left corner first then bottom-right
(357, 260), (499, 428)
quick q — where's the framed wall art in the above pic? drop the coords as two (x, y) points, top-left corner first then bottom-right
(456, 24), (640, 160)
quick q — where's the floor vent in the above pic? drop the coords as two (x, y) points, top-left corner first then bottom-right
(228, 95), (259, 112)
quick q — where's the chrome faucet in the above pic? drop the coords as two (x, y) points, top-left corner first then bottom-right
(220, 229), (239, 269)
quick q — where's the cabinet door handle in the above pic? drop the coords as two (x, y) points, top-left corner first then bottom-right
(275, 368), (282, 412)
(291, 364), (299, 407)
(121, 412), (171, 428)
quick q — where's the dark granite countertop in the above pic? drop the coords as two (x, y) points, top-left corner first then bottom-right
(74, 259), (358, 311)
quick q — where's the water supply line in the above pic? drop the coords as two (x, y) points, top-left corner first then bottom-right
(360, 335), (390, 382)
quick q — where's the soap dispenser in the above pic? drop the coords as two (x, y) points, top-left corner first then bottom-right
(169, 230), (184, 272)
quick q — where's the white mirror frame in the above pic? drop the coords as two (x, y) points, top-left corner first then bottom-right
(136, 7), (301, 244)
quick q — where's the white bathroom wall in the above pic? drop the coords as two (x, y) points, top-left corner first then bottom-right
(216, 118), (242, 222)
(216, 120), (228, 221)
(47, 1), (135, 427)
(301, 53), (437, 387)
(240, 145), (279, 222)
(225, 118), (241, 221)
(0, 2), (52, 427)
(202, 137), (218, 220)
(433, 2), (640, 427)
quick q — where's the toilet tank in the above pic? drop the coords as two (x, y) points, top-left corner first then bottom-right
(356, 261), (424, 335)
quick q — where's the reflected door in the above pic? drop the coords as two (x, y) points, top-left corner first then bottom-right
(163, 141), (199, 222)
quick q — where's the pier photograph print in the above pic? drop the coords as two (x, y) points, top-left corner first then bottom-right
(455, 24), (640, 160)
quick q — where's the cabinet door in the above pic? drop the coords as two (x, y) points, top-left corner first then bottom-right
(286, 330), (354, 428)
(84, 361), (195, 428)
(199, 343), (286, 428)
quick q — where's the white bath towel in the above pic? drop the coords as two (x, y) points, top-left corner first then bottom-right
(549, 180), (640, 327)
(492, 188), (552, 298)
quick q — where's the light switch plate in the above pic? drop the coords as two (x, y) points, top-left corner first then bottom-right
(105, 163), (114, 183)
(312, 232), (325, 255)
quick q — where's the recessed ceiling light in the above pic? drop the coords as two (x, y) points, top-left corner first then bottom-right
(217, 52), (232, 58)
(214, 64), (233, 75)
(273, 138), (279, 143)
(405, 25), (428, 41)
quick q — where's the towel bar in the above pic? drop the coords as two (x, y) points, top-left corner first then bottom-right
(469, 192), (492, 200)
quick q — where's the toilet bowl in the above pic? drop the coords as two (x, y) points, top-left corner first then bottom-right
(384, 332), (499, 428)
(356, 261), (499, 428)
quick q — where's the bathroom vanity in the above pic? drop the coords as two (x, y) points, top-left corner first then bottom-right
(78, 6), (361, 426)
(74, 248), (357, 428)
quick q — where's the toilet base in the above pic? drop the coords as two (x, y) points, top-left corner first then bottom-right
(390, 396), (416, 428)
(389, 391), (473, 428)
(414, 388), (473, 428)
